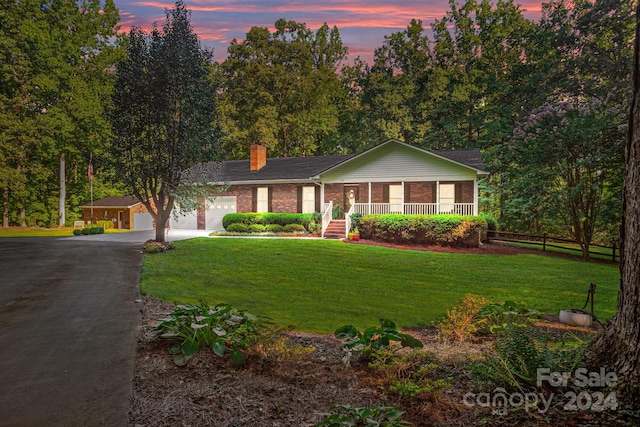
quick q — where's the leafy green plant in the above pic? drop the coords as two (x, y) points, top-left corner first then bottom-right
(314, 405), (412, 427)
(81, 228), (91, 235)
(350, 212), (363, 231)
(476, 327), (589, 389)
(153, 301), (265, 366)
(473, 300), (540, 335)
(369, 350), (449, 399)
(334, 319), (423, 361)
(73, 229), (83, 236)
(332, 204), (345, 219)
(436, 294), (487, 342)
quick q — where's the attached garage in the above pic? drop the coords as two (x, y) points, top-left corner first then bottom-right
(169, 196), (237, 231)
(170, 210), (198, 230)
(205, 196), (237, 230)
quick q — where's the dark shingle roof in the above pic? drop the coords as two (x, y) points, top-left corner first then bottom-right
(431, 149), (485, 171)
(216, 154), (354, 182)
(190, 144), (485, 184)
(80, 196), (141, 208)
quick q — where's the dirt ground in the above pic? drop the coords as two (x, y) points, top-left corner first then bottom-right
(129, 241), (634, 426)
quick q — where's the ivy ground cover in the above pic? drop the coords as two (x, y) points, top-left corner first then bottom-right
(140, 238), (619, 333)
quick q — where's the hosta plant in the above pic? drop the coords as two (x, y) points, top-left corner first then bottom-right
(153, 301), (264, 366)
(473, 300), (541, 335)
(314, 405), (413, 427)
(334, 318), (423, 361)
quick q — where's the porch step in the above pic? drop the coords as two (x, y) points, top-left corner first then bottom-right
(324, 220), (346, 239)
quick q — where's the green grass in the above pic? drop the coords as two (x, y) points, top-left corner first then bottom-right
(140, 238), (620, 334)
(0, 227), (132, 237)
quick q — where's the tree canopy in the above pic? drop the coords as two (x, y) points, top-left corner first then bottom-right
(109, 0), (220, 241)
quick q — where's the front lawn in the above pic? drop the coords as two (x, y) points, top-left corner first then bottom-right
(140, 238), (619, 333)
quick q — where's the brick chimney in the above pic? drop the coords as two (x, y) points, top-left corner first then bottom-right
(250, 144), (267, 171)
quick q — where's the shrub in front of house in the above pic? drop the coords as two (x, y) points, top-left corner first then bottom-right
(358, 214), (487, 247)
(81, 228), (91, 235)
(248, 224), (266, 233)
(264, 224), (284, 233)
(73, 229), (83, 236)
(479, 213), (498, 239)
(283, 223), (306, 233)
(223, 213), (313, 231)
(226, 223), (249, 233)
(96, 220), (114, 229)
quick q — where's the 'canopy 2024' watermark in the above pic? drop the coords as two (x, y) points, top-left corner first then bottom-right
(463, 367), (618, 416)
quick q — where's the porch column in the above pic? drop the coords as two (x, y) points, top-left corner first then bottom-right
(368, 182), (372, 214)
(321, 183), (325, 210)
(401, 181), (405, 214)
(436, 180), (440, 214)
(473, 179), (478, 216)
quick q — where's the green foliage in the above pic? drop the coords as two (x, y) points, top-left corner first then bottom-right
(109, 1), (220, 242)
(436, 294), (487, 343)
(283, 223), (306, 233)
(358, 214), (487, 247)
(349, 212), (362, 231)
(264, 224), (284, 233)
(334, 319), (423, 361)
(476, 328), (589, 389)
(474, 301), (541, 335)
(218, 19), (348, 159)
(226, 223), (249, 233)
(314, 405), (412, 427)
(222, 213), (312, 229)
(81, 228), (91, 235)
(248, 224), (266, 233)
(479, 213), (498, 238)
(95, 220), (114, 229)
(72, 229), (83, 236)
(332, 204), (344, 219)
(369, 350), (449, 399)
(153, 301), (265, 366)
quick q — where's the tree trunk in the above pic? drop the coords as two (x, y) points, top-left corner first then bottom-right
(58, 151), (66, 228)
(20, 207), (26, 227)
(588, 3), (640, 406)
(2, 187), (8, 227)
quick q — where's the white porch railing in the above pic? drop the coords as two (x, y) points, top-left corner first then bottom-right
(321, 201), (333, 237)
(352, 203), (475, 216)
(345, 204), (355, 236)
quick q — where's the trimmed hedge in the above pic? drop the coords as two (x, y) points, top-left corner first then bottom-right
(227, 223), (249, 233)
(222, 213), (313, 230)
(358, 214), (487, 247)
(264, 224), (284, 233)
(283, 223), (306, 233)
(248, 224), (266, 233)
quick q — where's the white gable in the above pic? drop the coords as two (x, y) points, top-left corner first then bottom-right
(319, 140), (478, 183)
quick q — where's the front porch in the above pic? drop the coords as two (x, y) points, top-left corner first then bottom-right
(321, 201), (477, 238)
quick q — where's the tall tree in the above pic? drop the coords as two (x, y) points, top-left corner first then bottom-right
(109, 1), (220, 242)
(219, 20), (347, 158)
(501, 99), (626, 257)
(0, 0), (121, 227)
(588, 0), (640, 404)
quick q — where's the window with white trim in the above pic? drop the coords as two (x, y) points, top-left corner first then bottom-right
(256, 187), (269, 212)
(302, 186), (315, 214)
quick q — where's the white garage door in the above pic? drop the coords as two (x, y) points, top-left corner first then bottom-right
(133, 213), (154, 230)
(170, 210), (198, 229)
(205, 196), (237, 230)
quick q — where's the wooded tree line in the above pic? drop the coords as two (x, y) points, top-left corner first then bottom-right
(0, 0), (635, 250)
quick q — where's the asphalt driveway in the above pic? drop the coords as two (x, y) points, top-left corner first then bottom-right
(0, 235), (146, 426)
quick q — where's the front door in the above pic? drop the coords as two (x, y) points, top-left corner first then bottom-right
(343, 185), (359, 214)
(118, 211), (124, 229)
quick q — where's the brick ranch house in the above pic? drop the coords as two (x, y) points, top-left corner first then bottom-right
(172, 139), (489, 238)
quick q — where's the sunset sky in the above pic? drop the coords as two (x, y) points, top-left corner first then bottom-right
(112, 0), (544, 63)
